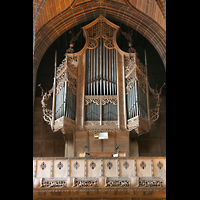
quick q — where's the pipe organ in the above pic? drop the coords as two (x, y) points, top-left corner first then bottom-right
(39, 15), (164, 157)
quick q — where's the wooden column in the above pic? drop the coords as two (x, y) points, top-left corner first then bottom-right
(117, 52), (127, 130)
(75, 53), (86, 130)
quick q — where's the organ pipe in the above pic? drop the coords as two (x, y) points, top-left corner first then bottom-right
(85, 36), (118, 121)
(85, 39), (117, 96)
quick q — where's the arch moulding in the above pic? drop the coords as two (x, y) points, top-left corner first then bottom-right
(33, 1), (166, 105)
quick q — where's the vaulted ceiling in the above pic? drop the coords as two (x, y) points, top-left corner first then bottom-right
(33, 0), (166, 103)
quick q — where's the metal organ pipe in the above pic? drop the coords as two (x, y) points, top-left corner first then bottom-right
(55, 80), (76, 121)
(90, 48), (93, 95)
(99, 38), (102, 95)
(103, 46), (105, 95)
(109, 49), (112, 95)
(93, 48), (96, 96)
(85, 38), (117, 96)
(85, 37), (118, 121)
(111, 49), (114, 95)
(96, 47), (98, 96)
(114, 50), (116, 95)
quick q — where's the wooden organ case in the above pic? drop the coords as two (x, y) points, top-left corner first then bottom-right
(46, 16), (151, 157)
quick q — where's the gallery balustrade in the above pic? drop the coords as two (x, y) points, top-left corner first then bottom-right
(33, 157), (166, 189)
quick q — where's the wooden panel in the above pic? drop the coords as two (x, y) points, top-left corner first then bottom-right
(153, 159), (166, 177)
(53, 159), (68, 177)
(119, 159), (135, 177)
(70, 159), (84, 177)
(103, 132), (115, 152)
(87, 159), (101, 177)
(90, 152), (114, 157)
(36, 160), (51, 178)
(75, 131), (88, 156)
(136, 158), (151, 177)
(117, 52), (127, 130)
(103, 159), (118, 177)
(75, 53), (86, 130)
(88, 131), (102, 152)
(116, 131), (129, 156)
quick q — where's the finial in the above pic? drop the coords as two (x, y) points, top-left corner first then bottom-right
(66, 28), (82, 53)
(120, 28), (137, 53)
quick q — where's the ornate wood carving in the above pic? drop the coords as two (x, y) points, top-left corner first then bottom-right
(73, 178), (98, 187)
(106, 178), (130, 187)
(85, 95), (117, 106)
(138, 178), (163, 187)
(40, 178), (66, 188)
(39, 15), (164, 137)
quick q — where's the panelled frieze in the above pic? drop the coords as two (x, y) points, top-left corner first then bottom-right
(33, 157), (166, 191)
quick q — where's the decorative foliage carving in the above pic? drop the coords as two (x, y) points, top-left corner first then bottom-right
(40, 178), (66, 188)
(85, 121), (117, 125)
(85, 95), (117, 105)
(102, 97), (117, 105)
(136, 57), (146, 75)
(124, 56), (135, 76)
(124, 55), (147, 95)
(87, 128), (121, 132)
(86, 16), (116, 40)
(38, 84), (53, 126)
(149, 83), (166, 124)
(138, 178), (163, 187)
(88, 38), (98, 49)
(42, 106), (52, 125)
(106, 179), (130, 187)
(56, 54), (78, 96)
(73, 179), (98, 187)
(85, 97), (100, 105)
(104, 38), (115, 49)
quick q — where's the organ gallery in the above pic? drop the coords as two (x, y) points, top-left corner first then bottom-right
(39, 16), (165, 157)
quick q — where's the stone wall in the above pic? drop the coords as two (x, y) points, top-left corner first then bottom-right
(138, 96), (166, 156)
(33, 97), (65, 157)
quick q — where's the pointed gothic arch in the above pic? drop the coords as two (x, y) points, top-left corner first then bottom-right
(33, 2), (166, 104)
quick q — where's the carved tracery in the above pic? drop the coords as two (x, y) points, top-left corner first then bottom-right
(125, 55), (147, 95)
(56, 54), (78, 96)
(85, 96), (117, 106)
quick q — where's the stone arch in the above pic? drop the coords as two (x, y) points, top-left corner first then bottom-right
(33, 1), (166, 103)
